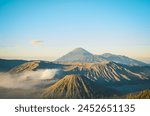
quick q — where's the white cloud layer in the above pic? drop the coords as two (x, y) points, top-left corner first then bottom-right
(0, 69), (60, 89)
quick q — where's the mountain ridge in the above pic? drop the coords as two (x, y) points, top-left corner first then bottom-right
(41, 74), (119, 99)
(56, 48), (147, 66)
(62, 61), (149, 83)
(0, 59), (27, 72)
(56, 48), (96, 62)
(9, 60), (65, 73)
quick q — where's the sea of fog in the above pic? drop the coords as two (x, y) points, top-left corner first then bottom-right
(0, 69), (60, 89)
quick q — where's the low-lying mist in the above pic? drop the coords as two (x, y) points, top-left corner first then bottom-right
(0, 69), (60, 89)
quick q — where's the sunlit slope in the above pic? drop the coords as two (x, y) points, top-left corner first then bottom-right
(41, 74), (118, 99)
(56, 48), (147, 66)
(9, 60), (150, 83)
(56, 48), (104, 62)
(9, 61), (64, 73)
(126, 90), (150, 99)
(63, 61), (149, 82)
(101, 53), (147, 66)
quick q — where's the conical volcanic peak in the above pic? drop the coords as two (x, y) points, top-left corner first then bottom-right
(41, 74), (95, 99)
(41, 74), (119, 99)
(56, 48), (95, 62)
(70, 48), (92, 55)
(56, 48), (147, 66)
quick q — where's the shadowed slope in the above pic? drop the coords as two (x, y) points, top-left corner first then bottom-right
(8, 60), (150, 83)
(56, 48), (105, 62)
(0, 59), (26, 72)
(56, 48), (147, 66)
(41, 74), (118, 99)
(9, 61), (64, 73)
(101, 53), (147, 66)
(63, 61), (149, 83)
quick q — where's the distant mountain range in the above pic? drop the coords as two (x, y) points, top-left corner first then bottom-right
(0, 48), (150, 99)
(56, 48), (147, 66)
(62, 61), (150, 83)
(0, 59), (26, 72)
(7, 60), (150, 84)
(0, 47), (148, 72)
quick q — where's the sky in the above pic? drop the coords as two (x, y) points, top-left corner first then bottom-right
(0, 0), (150, 62)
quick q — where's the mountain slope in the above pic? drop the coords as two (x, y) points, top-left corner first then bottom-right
(9, 60), (64, 73)
(126, 89), (150, 99)
(100, 53), (146, 66)
(62, 61), (149, 83)
(56, 48), (106, 62)
(8, 60), (150, 83)
(56, 48), (147, 66)
(0, 59), (26, 72)
(41, 74), (118, 99)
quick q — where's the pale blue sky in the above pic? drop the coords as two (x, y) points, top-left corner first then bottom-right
(0, 0), (150, 62)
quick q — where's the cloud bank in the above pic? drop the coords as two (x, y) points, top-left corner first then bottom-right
(0, 69), (60, 89)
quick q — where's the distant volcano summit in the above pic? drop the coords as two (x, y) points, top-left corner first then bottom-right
(56, 48), (147, 66)
(56, 48), (97, 62)
(0, 47), (150, 99)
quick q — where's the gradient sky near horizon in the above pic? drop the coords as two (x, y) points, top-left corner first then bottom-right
(0, 0), (150, 62)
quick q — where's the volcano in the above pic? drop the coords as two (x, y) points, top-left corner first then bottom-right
(56, 48), (147, 66)
(41, 74), (118, 99)
(56, 48), (104, 62)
